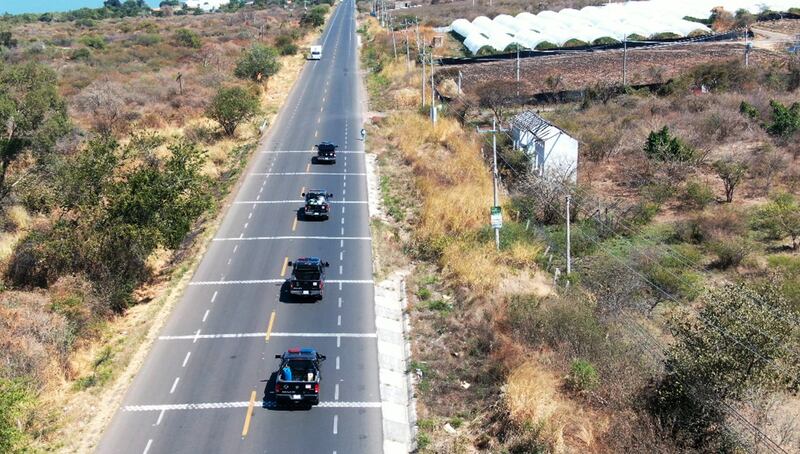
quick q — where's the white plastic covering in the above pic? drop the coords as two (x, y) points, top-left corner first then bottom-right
(451, 0), (794, 53)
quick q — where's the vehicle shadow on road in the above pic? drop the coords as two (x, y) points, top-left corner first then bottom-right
(278, 281), (318, 305)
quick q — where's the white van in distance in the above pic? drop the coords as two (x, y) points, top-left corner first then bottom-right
(309, 45), (322, 60)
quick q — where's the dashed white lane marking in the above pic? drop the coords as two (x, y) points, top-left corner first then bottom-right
(123, 401), (382, 412)
(202, 310), (210, 323)
(337, 336), (341, 348)
(159, 332), (377, 340)
(334, 384), (339, 401)
(333, 415), (338, 434)
(337, 315), (341, 326)
(339, 265), (343, 275)
(342, 206), (346, 214)
(211, 291), (218, 303)
(233, 200), (367, 204)
(170, 377), (180, 394)
(232, 245), (238, 254)
(227, 258), (232, 265)
(213, 236), (370, 241)
(340, 227), (344, 235)
(143, 439), (153, 454)
(336, 356), (340, 370)
(189, 279), (373, 286)
(248, 212), (253, 219)
(340, 217), (344, 225)
(340, 240), (344, 247)
(155, 409), (165, 426)
(182, 351), (191, 368)
(339, 251), (343, 260)
(249, 172), (364, 176)
(243, 222), (248, 229)
(193, 329), (202, 343)
(338, 297), (342, 308)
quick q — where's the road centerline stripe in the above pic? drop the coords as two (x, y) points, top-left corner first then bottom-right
(265, 311), (276, 343)
(280, 256), (289, 277)
(241, 391), (256, 437)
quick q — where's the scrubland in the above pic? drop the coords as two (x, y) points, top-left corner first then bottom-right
(361, 7), (800, 453)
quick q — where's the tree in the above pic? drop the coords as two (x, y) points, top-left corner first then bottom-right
(766, 100), (800, 139)
(475, 80), (518, 121)
(0, 62), (70, 202)
(652, 283), (800, 447)
(753, 193), (800, 250)
(643, 126), (695, 163)
(712, 156), (747, 203)
(205, 86), (259, 136)
(234, 44), (281, 82)
(174, 28), (202, 48)
(76, 82), (126, 136)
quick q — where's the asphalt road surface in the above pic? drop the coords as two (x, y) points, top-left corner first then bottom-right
(95, 1), (383, 452)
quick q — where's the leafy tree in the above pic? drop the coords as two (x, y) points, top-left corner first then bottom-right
(205, 86), (260, 136)
(753, 193), (800, 250)
(174, 28), (202, 48)
(0, 379), (32, 453)
(0, 62), (70, 202)
(275, 34), (298, 56)
(653, 283), (800, 447)
(0, 31), (17, 48)
(234, 44), (281, 82)
(300, 9), (325, 28)
(643, 126), (695, 163)
(712, 156), (747, 203)
(766, 100), (800, 139)
(79, 34), (106, 49)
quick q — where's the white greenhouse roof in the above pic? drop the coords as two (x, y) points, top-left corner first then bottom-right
(452, 0), (794, 53)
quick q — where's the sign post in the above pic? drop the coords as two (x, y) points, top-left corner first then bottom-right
(491, 206), (502, 250)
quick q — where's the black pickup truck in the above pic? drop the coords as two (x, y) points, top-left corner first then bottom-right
(302, 190), (333, 220)
(274, 348), (326, 407)
(314, 142), (337, 164)
(287, 257), (329, 300)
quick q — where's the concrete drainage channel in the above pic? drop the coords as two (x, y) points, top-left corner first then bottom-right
(365, 152), (417, 453)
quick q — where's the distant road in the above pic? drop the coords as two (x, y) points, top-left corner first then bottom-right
(95, 1), (383, 452)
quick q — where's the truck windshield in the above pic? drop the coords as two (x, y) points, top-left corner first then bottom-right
(294, 267), (320, 281)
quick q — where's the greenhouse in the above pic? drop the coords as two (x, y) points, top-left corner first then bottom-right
(450, 0), (799, 54)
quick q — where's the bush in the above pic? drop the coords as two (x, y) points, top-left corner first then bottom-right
(70, 47), (91, 60)
(535, 41), (557, 50)
(765, 100), (800, 139)
(205, 86), (260, 136)
(683, 180), (715, 209)
(78, 34), (106, 49)
(300, 10), (325, 28)
(643, 126), (695, 163)
(174, 28), (202, 48)
(275, 34), (298, 56)
(563, 38), (588, 48)
(0, 378), (33, 453)
(592, 36), (619, 45)
(134, 33), (161, 46)
(234, 44), (281, 82)
(708, 236), (751, 269)
(691, 60), (755, 92)
(739, 100), (759, 120)
(567, 359), (599, 392)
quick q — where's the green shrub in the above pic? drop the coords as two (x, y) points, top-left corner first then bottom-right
(625, 33), (647, 41)
(79, 34), (106, 49)
(739, 100), (759, 120)
(684, 180), (715, 209)
(708, 237), (752, 269)
(691, 60), (755, 92)
(0, 379), (33, 453)
(650, 32), (681, 40)
(535, 41), (558, 50)
(567, 359), (599, 392)
(765, 100), (800, 139)
(174, 28), (202, 48)
(70, 47), (91, 60)
(234, 43), (281, 82)
(417, 287), (431, 300)
(300, 9), (325, 28)
(275, 34), (298, 56)
(134, 33), (161, 46)
(205, 86), (260, 136)
(643, 126), (695, 163)
(641, 182), (676, 205)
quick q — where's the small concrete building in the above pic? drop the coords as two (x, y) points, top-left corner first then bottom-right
(510, 110), (578, 183)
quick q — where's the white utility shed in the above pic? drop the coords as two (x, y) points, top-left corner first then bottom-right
(511, 111), (578, 182)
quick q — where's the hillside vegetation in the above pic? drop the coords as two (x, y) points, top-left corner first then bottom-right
(360, 5), (800, 453)
(0, 2), (331, 451)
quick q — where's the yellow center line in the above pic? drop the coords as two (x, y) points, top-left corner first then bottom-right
(280, 256), (289, 277)
(241, 390), (256, 437)
(292, 217), (298, 231)
(265, 310), (276, 343)
(306, 163), (311, 173)
(301, 186), (305, 195)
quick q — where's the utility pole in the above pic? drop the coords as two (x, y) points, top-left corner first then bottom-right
(744, 27), (752, 67)
(404, 24), (411, 70)
(390, 21), (397, 59)
(458, 70), (462, 94)
(430, 49), (436, 124)
(515, 45), (520, 97)
(565, 194), (571, 275)
(477, 117), (508, 251)
(622, 35), (628, 86)
(421, 46), (426, 107)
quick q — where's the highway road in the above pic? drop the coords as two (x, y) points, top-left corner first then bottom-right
(96, 1), (383, 452)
